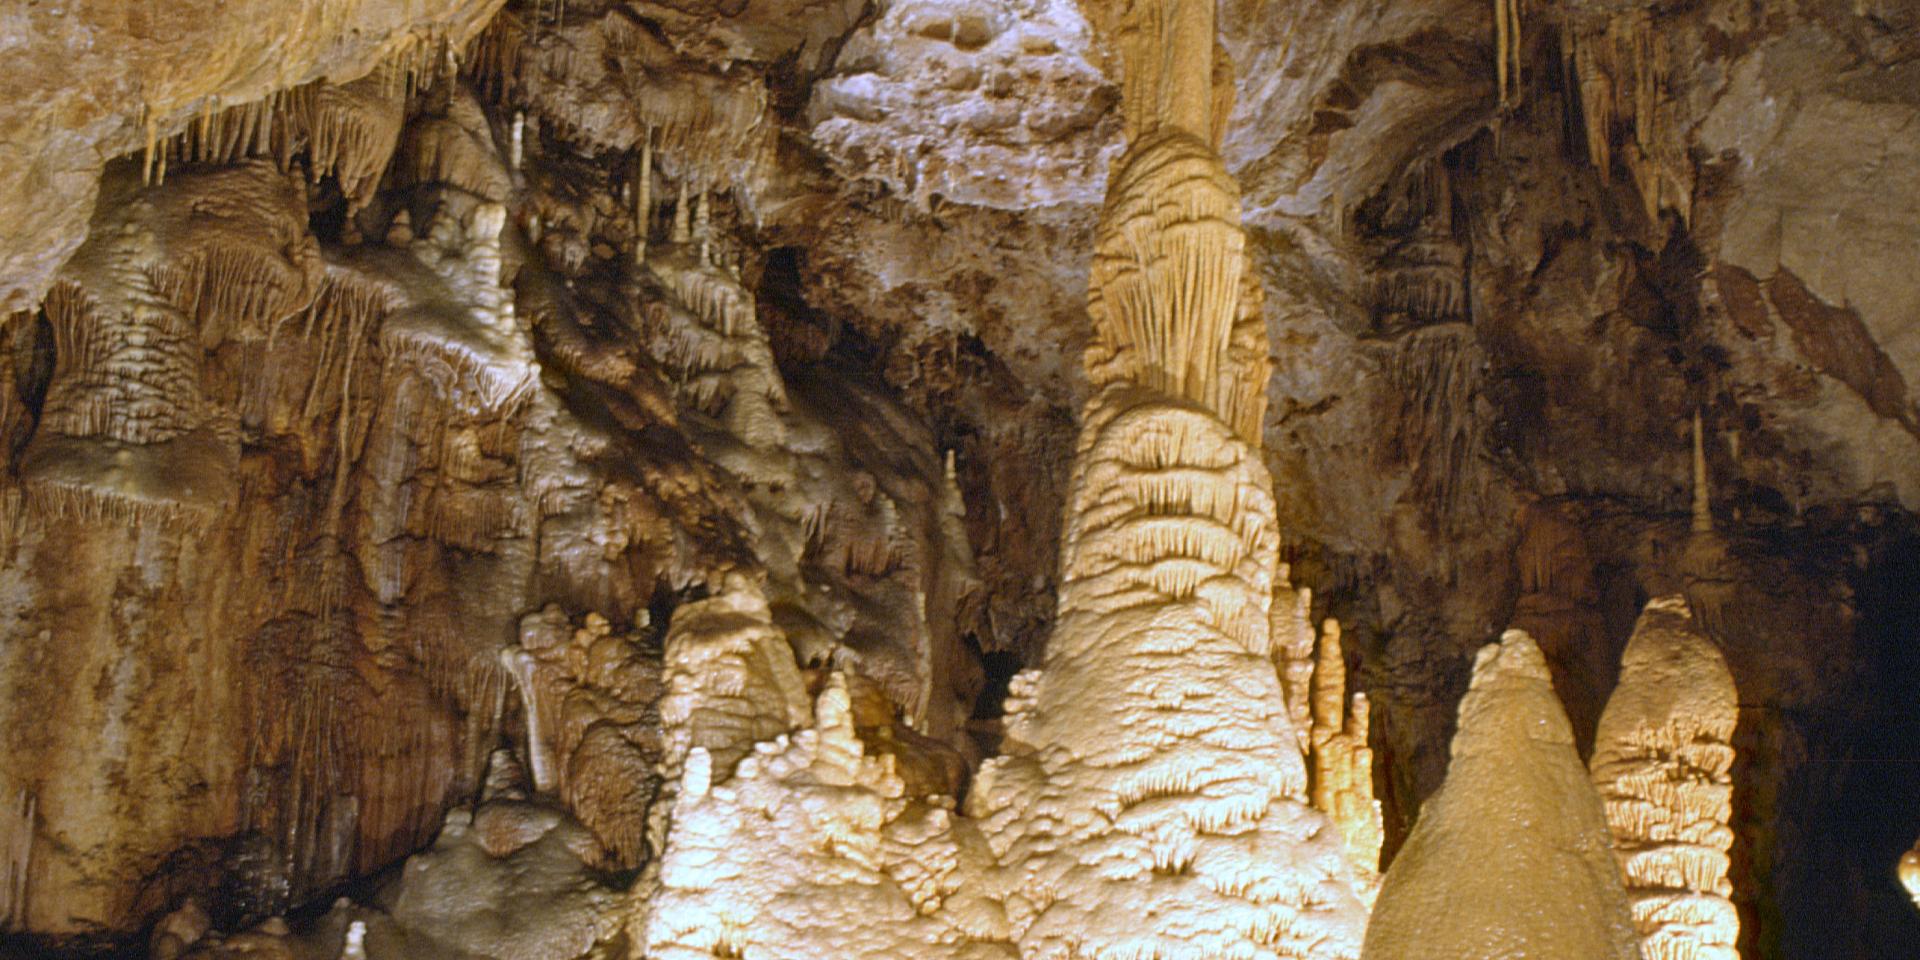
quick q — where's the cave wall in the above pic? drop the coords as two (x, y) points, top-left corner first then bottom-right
(0, 0), (1915, 956)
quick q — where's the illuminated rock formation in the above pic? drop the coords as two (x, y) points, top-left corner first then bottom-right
(644, 674), (1012, 960)
(1308, 619), (1384, 888)
(656, 576), (813, 784)
(21, 160), (320, 522)
(635, 249), (986, 751)
(1362, 631), (1638, 960)
(966, 0), (1370, 955)
(1591, 596), (1740, 960)
(808, 0), (1120, 210)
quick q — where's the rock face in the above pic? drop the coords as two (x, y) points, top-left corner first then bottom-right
(1591, 596), (1740, 960)
(1362, 631), (1638, 960)
(0, 0), (506, 313)
(1, 0), (1919, 955)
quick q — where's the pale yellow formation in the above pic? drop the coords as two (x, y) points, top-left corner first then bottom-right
(1561, 10), (1691, 225)
(1363, 631), (1638, 960)
(966, 0), (1369, 954)
(1308, 619), (1384, 887)
(1591, 596), (1740, 960)
(1493, 0), (1522, 106)
(1271, 573), (1318, 754)
(656, 576), (813, 785)
(644, 674), (1013, 960)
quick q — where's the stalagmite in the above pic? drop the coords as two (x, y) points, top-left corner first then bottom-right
(500, 607), (664, 868)
(1363, 631), (1638, 960)
(967, 0), (1370, 953)
(694, 189), (711, 265)
(656, 576), (812, 782)
(644, 674), (1014, 959)
(1309, 619), (1384, 887)
(1591, 596), (1740, 960)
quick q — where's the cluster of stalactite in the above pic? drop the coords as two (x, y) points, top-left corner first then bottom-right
(0, 43), (703, 939)
(1560, 8), (1692, 227)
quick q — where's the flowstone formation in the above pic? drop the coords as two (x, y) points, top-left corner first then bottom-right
(1361, 631), (1637, 960)
(1591, 596), (1740, 960)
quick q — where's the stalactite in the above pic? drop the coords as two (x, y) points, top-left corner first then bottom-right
(1591, 596), (1740, 960)
(1494, 0), (1522, 106)
(303, 71), (408, 214)
(1683, 413), (1737, 640)
(635, 131), (653, 265)
(1562, 10), (1690, 227)
(1388, 325), (1479, 520)
(463, 13), (527, 104)
(1084, 132), (1264, 441)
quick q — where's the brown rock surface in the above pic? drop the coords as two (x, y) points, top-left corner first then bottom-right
(0, 0), (1918, 956)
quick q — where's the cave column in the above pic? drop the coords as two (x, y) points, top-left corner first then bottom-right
(968, 0), (1371, 954)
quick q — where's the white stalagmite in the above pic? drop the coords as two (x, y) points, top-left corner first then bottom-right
(966, 0), (1371, 953)
(1363, 630), (1639, 960)
(1591, 596), (1740, 960)
(632, 0), (1370, 952)
(510, 110), (525, 170)
(643, 674), (1015, 959)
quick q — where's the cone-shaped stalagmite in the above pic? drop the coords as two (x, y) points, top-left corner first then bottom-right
(1591, 596), (1740, 960)
(1362, 631), (1638, 960)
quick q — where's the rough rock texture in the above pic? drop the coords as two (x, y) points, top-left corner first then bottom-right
(2, 0), (1920, 955)
(0, 0), (507, 312)
(1361, 631), (1638, 960)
